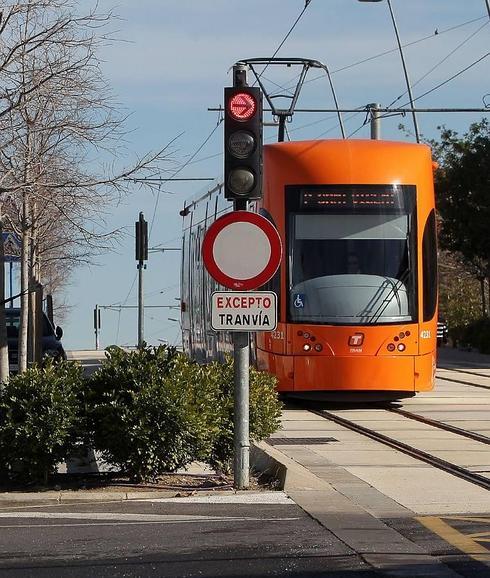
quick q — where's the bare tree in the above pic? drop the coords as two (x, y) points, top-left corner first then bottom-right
(0, 1), (178, 375)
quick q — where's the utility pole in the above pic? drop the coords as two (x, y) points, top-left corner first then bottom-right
(94, 305), (100, 350)
(135, 212), (148, 349)
(368, 103), (381, 139)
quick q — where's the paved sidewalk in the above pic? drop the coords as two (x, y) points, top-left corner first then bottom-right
(252, 436), (462, 577)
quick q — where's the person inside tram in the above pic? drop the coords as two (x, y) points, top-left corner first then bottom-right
(347, 253), (362, 274)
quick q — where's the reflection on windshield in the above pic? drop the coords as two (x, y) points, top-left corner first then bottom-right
(289, 213), (415, 325)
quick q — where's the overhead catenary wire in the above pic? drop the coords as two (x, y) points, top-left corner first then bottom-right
(148, 115), (223, 237)
(344, 50), (490, 139)
(384, 51), (490, 115)
(387, 19), (490, 109)
(254, 0), (313, 85)
(269, 16), (488, 98)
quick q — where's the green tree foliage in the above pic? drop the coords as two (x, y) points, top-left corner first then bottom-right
(0, 362), (83, 484)
(439, 251), (482, 345)
(432, 119), (490, 315)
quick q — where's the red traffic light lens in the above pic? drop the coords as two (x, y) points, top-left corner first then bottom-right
(228, 92), (257, 121)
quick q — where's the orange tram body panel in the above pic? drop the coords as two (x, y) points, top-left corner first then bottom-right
(181, 139), (438, 400)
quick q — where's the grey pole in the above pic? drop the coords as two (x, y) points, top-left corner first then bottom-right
(233, 331), (250, 489)
(368, 103), (381, 139)
(94, 305), (100, 351)
(135, 212), (148, 349)
(385, 0), (420, 142)
(358, 0), (420, 142)
(138, 261), (144, 348)
(34, 282), (43, 364)
(231, 62), (250, 489)
(9, 262), (13, 308)
(485, 0), (490, 19)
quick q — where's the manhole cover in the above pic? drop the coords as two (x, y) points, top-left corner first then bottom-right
(266, 437), (338, 446)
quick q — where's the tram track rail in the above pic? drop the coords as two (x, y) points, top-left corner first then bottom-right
(387, 406), (490, 445)
(441, 367), (490, 380)
(306, 407), (490, 492)
(436, 367), (490, 390)
(436, 374), (490, 391)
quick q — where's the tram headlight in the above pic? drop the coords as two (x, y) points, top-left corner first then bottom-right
(387, 343), (395, 352)
(314, 343), (323, 352)
(397, 343), (406, 352)
(303, 343), (312, 351)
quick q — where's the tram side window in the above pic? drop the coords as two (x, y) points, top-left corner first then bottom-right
(422, 209), (437, 321)
(259, 208), (281, 316)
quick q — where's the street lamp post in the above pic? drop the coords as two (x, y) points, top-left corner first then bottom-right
(358, 0), (420, 142)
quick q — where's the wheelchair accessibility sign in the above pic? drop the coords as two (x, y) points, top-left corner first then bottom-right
(293, 294), (305, 308)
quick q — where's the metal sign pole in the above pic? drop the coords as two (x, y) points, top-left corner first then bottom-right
(233, 331), (250, 489)
(231, 62), (251, 490)
(135, 212), (148, 349)
(94, 305), (100, 351)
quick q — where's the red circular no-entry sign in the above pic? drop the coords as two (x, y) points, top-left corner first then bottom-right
(202, 211), (282, 290)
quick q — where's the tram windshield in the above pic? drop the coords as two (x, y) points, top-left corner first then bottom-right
(287, 185), (417, 325)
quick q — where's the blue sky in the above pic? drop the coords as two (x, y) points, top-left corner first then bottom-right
(57, 0), (489, 350)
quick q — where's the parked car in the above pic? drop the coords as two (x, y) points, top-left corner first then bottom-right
(4, 307), (66, 371)
(437, 318), (449, 346)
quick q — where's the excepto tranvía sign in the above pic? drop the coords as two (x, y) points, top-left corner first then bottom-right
(211, 291), (277, 332)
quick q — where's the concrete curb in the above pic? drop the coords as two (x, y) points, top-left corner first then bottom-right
(251, 441), (461, 578)
(0, 489), (190, 503)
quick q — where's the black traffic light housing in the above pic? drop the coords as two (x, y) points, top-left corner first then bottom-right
(135, 212), (148, 261)
(224, 86), (263, 201)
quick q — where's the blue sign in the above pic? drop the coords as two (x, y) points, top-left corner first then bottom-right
(2, 232), (21, 262)
(293, 293), (306, 308)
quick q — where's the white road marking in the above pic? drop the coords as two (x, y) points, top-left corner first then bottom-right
(0, 512), (299, 528)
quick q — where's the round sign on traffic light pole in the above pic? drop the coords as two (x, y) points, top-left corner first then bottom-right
(202, 211), (282, 290)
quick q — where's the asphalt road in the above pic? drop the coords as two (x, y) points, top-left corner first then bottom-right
(0, 494), (376, 578)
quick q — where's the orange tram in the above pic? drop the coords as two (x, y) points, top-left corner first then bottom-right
(180, 139), (438, 400)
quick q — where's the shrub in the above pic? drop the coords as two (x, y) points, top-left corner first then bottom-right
(85, 345), (220, 482)
(85, 346), (282, 481)
(203, 356), (282, 473)
(0, 361), (84, 484)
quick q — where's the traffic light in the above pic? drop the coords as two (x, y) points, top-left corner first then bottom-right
(135, 212), (148, 261)
(224, 86), (263, 201)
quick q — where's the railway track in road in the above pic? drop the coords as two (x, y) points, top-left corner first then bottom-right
(387, 406), (490, 445)
(305, 406), (490, 492)
(436, 367), (490, 391)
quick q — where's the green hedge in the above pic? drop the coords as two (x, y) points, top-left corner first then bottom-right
(0, 346), (282, 484)
(84, 346), (282, 481)
(0, 361), (83, 484)
(84, 346), (221, 481)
